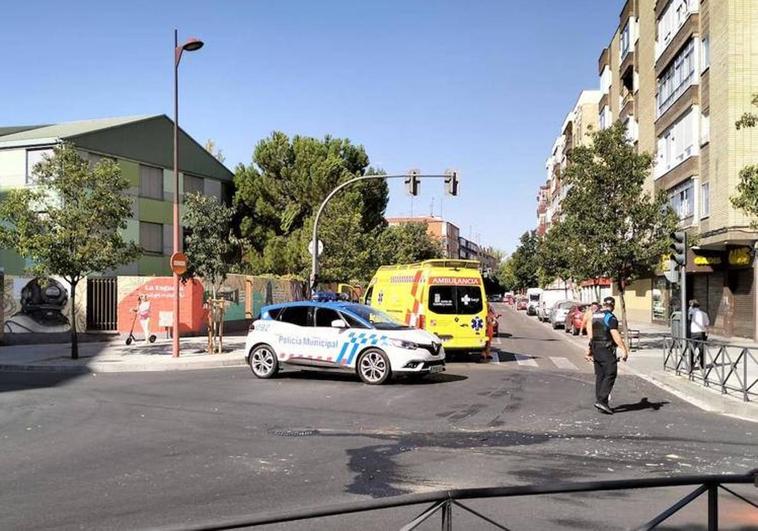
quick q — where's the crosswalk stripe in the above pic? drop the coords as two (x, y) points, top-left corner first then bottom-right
(514, 353), (538, 367)
(550, 356), (578, 370)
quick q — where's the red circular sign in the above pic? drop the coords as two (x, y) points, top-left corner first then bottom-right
(170, 252), (188, 275)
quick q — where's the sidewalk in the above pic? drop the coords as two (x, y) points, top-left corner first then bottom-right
(0, 334), (248, 373)
(557, 316), (758, 422)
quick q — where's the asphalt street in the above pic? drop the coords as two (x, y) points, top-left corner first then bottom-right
(0, 304), (755, 530)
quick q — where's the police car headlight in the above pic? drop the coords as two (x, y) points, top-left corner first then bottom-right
(390, 339), (418, 350)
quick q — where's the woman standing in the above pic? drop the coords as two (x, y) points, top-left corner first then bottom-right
(135, 294), (152, 343)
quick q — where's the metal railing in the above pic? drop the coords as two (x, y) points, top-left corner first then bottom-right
(664, 336), (758, 402)
(160, 471), (757, 531)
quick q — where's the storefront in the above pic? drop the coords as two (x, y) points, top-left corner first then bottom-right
(654, 245), (756, 338)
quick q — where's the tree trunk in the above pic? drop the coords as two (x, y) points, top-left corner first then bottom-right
(617, 280), (629, 348)
(70, 279), (79, 360)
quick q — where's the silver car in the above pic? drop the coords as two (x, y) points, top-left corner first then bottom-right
(549, 301), (576, 329)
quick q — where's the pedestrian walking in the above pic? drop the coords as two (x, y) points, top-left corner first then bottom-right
(688, 299), (709, 369)
(585, 296), (629, 415)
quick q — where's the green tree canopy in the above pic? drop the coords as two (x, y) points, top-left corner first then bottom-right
(234, 132), (388, 281)
(373, 222), (443, 267)
(509, 230), (541, 291)
(0, 143), (140, 358)
(560, 121), (678, 335)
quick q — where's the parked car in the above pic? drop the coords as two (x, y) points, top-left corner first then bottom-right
(563, 303), (588, 335)
(489, 294), (503, 303)
(504, 294), (515, 305)
(549, 300), (576, 329)
(516, 297), (528, 311)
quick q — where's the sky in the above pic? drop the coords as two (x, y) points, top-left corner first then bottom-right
(1, 0), (622, 254)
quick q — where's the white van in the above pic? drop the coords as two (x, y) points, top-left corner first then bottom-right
(525, 288), (542, 316)
(537, 289), (569, 322)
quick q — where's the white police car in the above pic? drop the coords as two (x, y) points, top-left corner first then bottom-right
(244, 301), (445, 384)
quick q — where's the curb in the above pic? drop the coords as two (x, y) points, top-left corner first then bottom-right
(508, 307), (758, 423)
(0, 356), (247, 374)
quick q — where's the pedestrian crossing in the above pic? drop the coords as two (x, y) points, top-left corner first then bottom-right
(485, 352), (590, 372)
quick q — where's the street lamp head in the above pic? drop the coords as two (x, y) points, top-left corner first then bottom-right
(181, 38), (204, 52)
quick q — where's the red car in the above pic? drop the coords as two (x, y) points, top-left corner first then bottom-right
(516, 298), (528, 311)
(504, 294), (515, 305)
(564, 303), (588, 335)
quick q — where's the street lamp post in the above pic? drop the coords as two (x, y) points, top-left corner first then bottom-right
(310, 172), (458, 292)
(172, 29), (204, 358)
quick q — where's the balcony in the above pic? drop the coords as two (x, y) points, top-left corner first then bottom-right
(620, 91), (635, 120)
(598, 47), (610, 75)
(655, 7), (699, 68)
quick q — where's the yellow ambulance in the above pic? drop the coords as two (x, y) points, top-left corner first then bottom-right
(364, 259), (488, 353)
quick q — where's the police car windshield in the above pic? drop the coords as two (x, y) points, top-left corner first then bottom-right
(344, 305), (409, 330)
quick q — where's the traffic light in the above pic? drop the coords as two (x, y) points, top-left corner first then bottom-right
(670, 231), (687, 267)
(405, 169), (420, 196)
(444, 169), (459, 196)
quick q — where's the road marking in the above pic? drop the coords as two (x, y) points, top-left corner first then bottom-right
(550, 356), (578, 370)
(514, 353), (538, 367)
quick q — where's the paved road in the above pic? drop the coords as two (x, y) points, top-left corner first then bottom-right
(1, 304), (755, 530)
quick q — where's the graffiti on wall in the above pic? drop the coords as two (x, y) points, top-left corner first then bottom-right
(2, 276), (86, 334)
(116, 276), (205, 335)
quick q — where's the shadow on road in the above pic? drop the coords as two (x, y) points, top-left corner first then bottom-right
(0, 370), (88, 394)
(277, 369), (466, 385)
(612, 397), (669, 413)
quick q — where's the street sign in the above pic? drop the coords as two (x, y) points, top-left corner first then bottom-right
(170, 252), (188, 275)
(308, 239), (324, 257)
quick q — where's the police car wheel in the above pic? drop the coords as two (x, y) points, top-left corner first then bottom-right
(357, 349), (391, 385)
(250, 344), (279, 379)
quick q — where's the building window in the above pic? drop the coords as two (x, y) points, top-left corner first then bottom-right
(140, 222), (163, 254)
(701, 182), (710, 218)
(656, 38), (696, 117)
(620, 22), (631, 59)
(669, 179), (694, 221)
(139, 164), (164, 200)
(184, 174), (204, 196)
(26, 148), (53, 184)
(701, 37), (710, 72)
(656, 0), (697, 58)
(656, 108), (698, 178)
(700, 113), (710, 145)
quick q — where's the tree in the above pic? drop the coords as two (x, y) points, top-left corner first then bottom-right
(495, 256), (517, 293)
(0, 144), (140, 359)
(183, 192), (239, 353)
(204, 139), (226, 164)
(373, 222), (444, 267)
(560, 121), (678, 340)
(536, 222), (579, 297)
(509, 230), (541, 291)
(731, 93), (758, 225)
(234, 132), (388, 281)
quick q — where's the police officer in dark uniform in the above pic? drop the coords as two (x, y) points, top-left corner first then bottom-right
(585, 296), (629, 415)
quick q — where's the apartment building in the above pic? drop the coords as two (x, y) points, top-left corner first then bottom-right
(592, 0), (758, 338)
(0, 115), (233, 277)
(386, 216), (461, 259)
(539, 90), (602, 233)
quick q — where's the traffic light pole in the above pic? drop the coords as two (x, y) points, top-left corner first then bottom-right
(309, 173), (451, 292)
